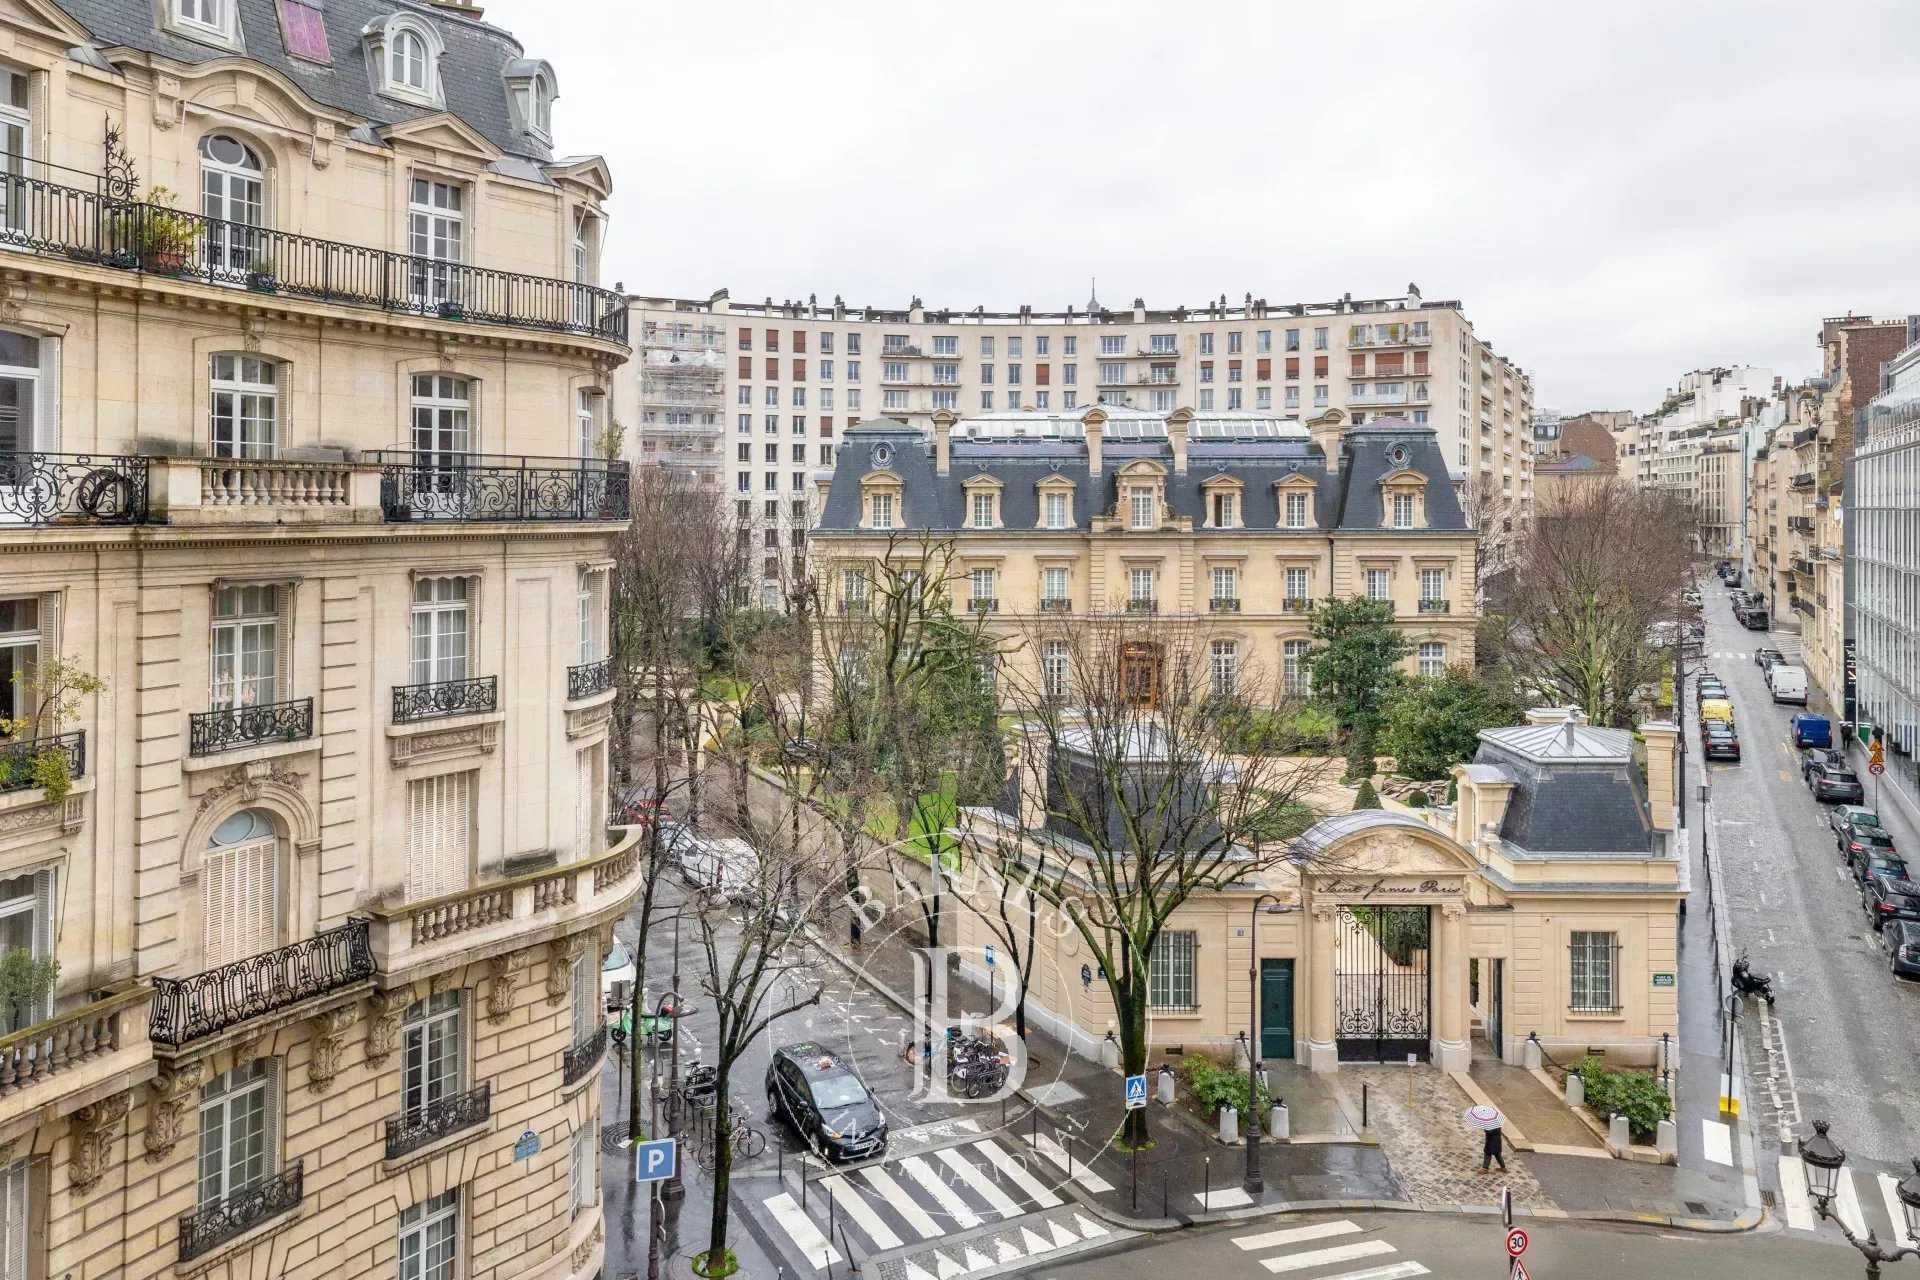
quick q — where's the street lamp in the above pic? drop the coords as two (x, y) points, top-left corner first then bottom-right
(1244, 893), (1296, 1197)
(1800, 1120), (1920, 1278)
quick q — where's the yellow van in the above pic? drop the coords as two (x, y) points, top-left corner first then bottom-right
(1699, 697), (1735, 727)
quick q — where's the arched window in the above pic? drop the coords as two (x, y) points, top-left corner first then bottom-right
(390, 28), (428, 93)
(202, 808), (278, 967)
(199, 133), (263, 276)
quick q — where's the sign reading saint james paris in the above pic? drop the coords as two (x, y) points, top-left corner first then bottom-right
(1319, 877), (1465, 900)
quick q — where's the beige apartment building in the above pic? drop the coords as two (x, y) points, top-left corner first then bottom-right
(0, 2), (637, 1278)
(633, 288), (1533, 606)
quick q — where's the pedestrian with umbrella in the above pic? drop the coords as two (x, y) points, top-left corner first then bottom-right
(1465, 1104), (1507, 1171)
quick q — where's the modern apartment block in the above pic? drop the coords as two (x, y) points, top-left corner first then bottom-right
(0, 2), (635, 1278)
(631, 288), (1533, 605)
(1849, 317), (1920, 753)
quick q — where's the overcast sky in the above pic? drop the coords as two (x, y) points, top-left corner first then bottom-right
(487, 0), (1920, 414)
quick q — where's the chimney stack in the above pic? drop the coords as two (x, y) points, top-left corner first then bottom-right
(1639, 719), (1679, 834)
(931, 408), (955, 477)
(1167, 406), (1192, 475)
(1308, 410), (1344, 474)
(1083, 406), (1106, 477)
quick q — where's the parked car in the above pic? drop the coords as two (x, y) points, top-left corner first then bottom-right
(1880, 919), (1920, 979)
(766, 1043), (889, 1161)
(1684, 591), (1702, 608)
(1769, 664), (1810, 705)
(1861, 874), (1920, 926)
(1791, 713), (1833, 749)
(1830, 805), (1884, 843)
(1697, 678), (1729, 701)
(1740, 608), (1771, 631)
(1755, 648), (1786, 672)
(1802, 747), (1847, 781)
(1699, 697), (1735, 729)
(1849, 844), (1909, 886)
(679, 834), (759, 902)
(1703, 723), (1742, 762)
(1808, 761), (1866, 804)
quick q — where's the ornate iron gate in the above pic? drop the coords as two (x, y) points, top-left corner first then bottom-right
(1334, 904), (1431, 1061)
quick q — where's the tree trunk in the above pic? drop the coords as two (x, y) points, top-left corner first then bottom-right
(1116, 991), (1152, 1147)
(702, 1058), (735, 1273)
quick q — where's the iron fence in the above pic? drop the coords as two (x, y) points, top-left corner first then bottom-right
(187, 696), (314, 756)
(177, 1162), (303, 1261)
(0, 452), (148, 525)
(567, 657), (614, 701)
(373, 452), (631, 523)
(391, 675), (497, 723)
(0, 730), (84, 793)
(384, 1083), (492, 1160)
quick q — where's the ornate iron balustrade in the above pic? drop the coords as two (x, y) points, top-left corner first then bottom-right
(1209, 597), (1241, 613)
(1418, 598), (1452, 613)
(187, 696), (314, 757)
(562, 1024), (608, 1086)
(0, 169), (627, 343)
(1038, 598), (1073, 613)
(0, 452), (149, 525)
(0, 730), (84, 794)
(178, 1162), (303, 1262)
(1282, 596), (1314, 613)
(384, 1083), (491, 1159)
(391, 675), (498, 724)
(373, 451), (631, 523)
(968, 598), (999, 614)
(1126, 599), (1158, 614)
(149, 919), (373, 1048)
(567, 657), (614, 701)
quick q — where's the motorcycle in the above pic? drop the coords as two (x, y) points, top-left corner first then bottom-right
(1732, 953), (1776, 1004)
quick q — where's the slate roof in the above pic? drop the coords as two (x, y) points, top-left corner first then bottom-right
(1473, 721), (1654, 856)
(815, 411), (1468, 535)
(61, 0), (554, 164)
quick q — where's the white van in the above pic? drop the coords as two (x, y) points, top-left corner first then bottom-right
(1769, 664), (1809, 705)
(679, 835), (759, 903)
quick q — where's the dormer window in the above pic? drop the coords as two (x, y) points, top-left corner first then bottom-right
(1128, 487), (1155, 530)
(871, 493), (894, 529)
(961, 474), (1003, 530)
(391, 28), (428, 92)
(1392, 493), (1415, 528)
(1210, 493), (1236, 527)
(1036, 476), (1075, 530)
(1276, 475), (1317, 529)
(1379, 469), (1427, 530)
(971, 493), (994, 528)
(170, 0), (239, 47)
(1284, 491), (1309, 527)
(1200, 475), (1243, 529)
(369, 17), (445, 106)
(1045, 492), (1069, 529)
(508, 63), (559, 143)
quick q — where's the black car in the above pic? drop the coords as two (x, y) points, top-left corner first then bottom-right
(1807, 761), (1865, 803)
(1838, 822), (1898, 865)
(1881, 920), (1920, 979)
(1755, 648), (1786, 671)
(1740, 608), (1771, 631)
(1861, 874), (1920, 927)
(766, 1043), (888, 1161)
(1697, 679), (1729, 701)
(1703, 723), (1741, 762)
(1802, 747), (1848, 782)
(1851, 849), (1910, 887)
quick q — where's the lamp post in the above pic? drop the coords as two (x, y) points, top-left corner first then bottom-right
(1800, 1120), (1920, 1278)
(1244, 893), (1295, 1197)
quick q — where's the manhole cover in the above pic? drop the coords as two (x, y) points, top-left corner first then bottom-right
(1685, 1200), (1710, 1215)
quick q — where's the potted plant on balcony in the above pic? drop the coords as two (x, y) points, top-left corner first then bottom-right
(0, 948), (58, 1035)
(435, 298), (466, 321)
(129, 186), (198, 277)
(0, 656), (105, 803)
(245, 249), (280, 295)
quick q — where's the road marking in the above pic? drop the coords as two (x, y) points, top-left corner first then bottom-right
(1880, 1174), (1917, 1248)
(1196, 1186), (1255, 1209)
(1234, 1221), (1364, 1250)
(857, 1166), (944, 1240)
(900, 1155), (983, 1230)
(970, 1138), (1064, 1208)
(764, 1191), (843, 1268)
(1836, 1167), (1870, 1239)
(1314, 1265), (1429, 1280)
(1260, 1239), (1399, 1274)
(1701, 1119), (1732, 1166)
(1022, 1130), (1116, 1193)
(819, 1174), (903, 1251)
(933, 1145), (1023, 1218)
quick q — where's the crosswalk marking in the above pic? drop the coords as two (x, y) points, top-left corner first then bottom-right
(856, 1165), (944, 1240)
(1880, 1174), (1918, 1249)
(1702, 1119), (1733, 1166)
(1234, 1221), (1364, 1250)
(1021, 1225), (1055, 1255)
(1196, 1186), (1256, 1209)
(1778, 1155), (1817, 1230)
(935, 1145), (1024, 1219)
(900, 1155), (984, 1230)
(819, 1175), (902, 1252)
(933, 1252), (965, 1279)
(1048, 1218), (1081, 1248)
(1023, 1130), (1116, 1192)
(972, 1138), (1064, 1209)
(764, 1191), (842, 1269)
(960, 1243), (996, 1271)
(902, 1263), (937, 1280)
(1260, 1238), (1399, 1274)
(1073, 1211), (1109, 1238)
(1318, 1264), (1429, 1280)
(1836, 1165), (1870, 1239)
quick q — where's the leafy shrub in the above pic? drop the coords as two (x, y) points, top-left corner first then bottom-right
(1575, 1056), (1671, 1140)
(1216, 703), (1338, 755)
(1243, 797), (1316, 843)
(1178, 1053), (1272, 1118)
(1351, 779), (1382, 811)
(1405, 789), (1429, 808)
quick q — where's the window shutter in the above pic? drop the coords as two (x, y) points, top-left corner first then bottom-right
(573, 748), (593, 858)
(0, 1158), (26, 1274)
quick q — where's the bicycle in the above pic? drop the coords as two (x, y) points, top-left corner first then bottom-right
(697, 1110), (766, 1163)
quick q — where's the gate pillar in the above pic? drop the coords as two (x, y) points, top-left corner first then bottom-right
(1433, 900), (1470, 1071)
(1305, 904), (1338, 1073)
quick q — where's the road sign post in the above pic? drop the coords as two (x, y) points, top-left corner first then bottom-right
(634, 1137), (677, 1184)
(1506, 1227), (1528, 1257)
(1124, 1074), (1148, 1111)
(1502, 1185), (1513, 1229)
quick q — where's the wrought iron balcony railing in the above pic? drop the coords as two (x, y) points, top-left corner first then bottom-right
(149, 919), (374, 1048)
(1038, 598), (1073, 613)
(562, 1024), (608, 1087)
(0, 730), (84, 794)
(384, 1083), (491, 1160)
(1418, 598), (1452, 614)
(178, 1162), (304, 1262)
(373, 451), (630, 523)
(1282, 596), (1314, 613)
(391, 676), (498, 724)
(0, 168), (626, 343)
(1210, 597), (1241, 613)
(0, 452), (149, 525)
(968, 598), (1000, 614)
(187, 696), (314, 757)
(1126, 599), (1158, 614)
(568, 656), (615, 701)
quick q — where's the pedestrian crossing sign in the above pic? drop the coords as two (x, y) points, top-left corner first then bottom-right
(1510, 1259), (1530, 1280)
(1124, 1073), (1148, 1111)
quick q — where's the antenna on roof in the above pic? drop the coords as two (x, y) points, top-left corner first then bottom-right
(1088, 277), (1099, 313)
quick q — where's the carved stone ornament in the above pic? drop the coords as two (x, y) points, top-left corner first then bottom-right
(547, 935), (588, 1006)
(68, 1092), (132, 1195)
(242, 319), (265, 354)
(230, 1035), (268, 1069)
(429, 969), (458, 997)
(486, 953), (520, 1023)
(365, 987), (411, 1067)
(145, 1062), (207, 1163)
(306, 1006), (358, 1094)
(0, 1137), (19, 1167)
(195, 763), (306, 817)
(571, 1218), (604, 1272)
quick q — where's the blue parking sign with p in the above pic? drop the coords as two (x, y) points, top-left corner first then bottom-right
(1124, 1073), (1148, 1111)
(634, 1137), (677, 1183)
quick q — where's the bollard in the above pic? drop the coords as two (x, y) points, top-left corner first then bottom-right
(1361, 1082), (1369, 1129)
(1219, 1104), (1238, 1145)
(1607, 1113), (1629, 1153)
(1565, 1073), (1584, 1108)
(1158, 1064), (1176, 1105)
(1523, 1035), (1543, 1071)
(1162, 1176), (1168, 1219)
(1656, 1118), (1678, 1159)
(1270, 1101), (1289, 1141)
(1100, 1032), (1120, 1070)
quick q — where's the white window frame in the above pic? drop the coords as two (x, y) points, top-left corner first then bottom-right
(382, 19), (444, 106)
(1042, 640), (1070, 700)
(1041, 566), (1068, 603)
(199, 134), (265, 276)
(1391, 492), (1416, 528)
(198, 1061), (274, 1210)
(1569, 930), (1619, 1012)
(0, 870), (52, 1033)
(1128, 567), (1155, 605)
(0, 1157), (27, 1277)
(570, 1121), (596, 1219)
(210, 354), (278, 458)
(1364, 568), (1390, 602)
(1128, 488), (1155, 530)
(1284, 490), (1309, 528)
(399, 1189), (459, 1280)
(1210, 565), (1236, 603)
(1148, 930), (1197, 1010)
(970, 492), (995, 529)
(410, 577), (470, 687)
(869, 492), (895, 530)
(1044, 491), (1070, 529)
(211, 584), (279, 710)
(401, 990), (464, 1116)
(411, 373), (472, 463)
(1209, 640), (1237, 699)
(1418, 642), (1447, 678)
(170, 0), (237, 45)
(577, 568), (606, 665)
(968, 566), (996, 607)
(1419, 567), (1446, 602)
(1283, 639), (1312, 696)
(1284, 566), (1309, 601)
(407, 178), (464, 307)
(0, 598), (36, 730)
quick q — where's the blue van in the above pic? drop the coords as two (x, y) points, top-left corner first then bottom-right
(1791, 714), (1832, 749)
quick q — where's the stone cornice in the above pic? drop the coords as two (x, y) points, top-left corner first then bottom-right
(0, 521), (628, 556)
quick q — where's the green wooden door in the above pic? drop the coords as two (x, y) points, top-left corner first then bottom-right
(1259, 959), (1295, 1060)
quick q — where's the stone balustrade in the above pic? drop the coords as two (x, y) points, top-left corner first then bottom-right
(150, 455), (384, 523)
(0, 985), (153, 1124)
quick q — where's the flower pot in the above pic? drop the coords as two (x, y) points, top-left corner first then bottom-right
(436, 301), (465, 321)
(144, 250), (187, 276)
(246, 273), (280, 294)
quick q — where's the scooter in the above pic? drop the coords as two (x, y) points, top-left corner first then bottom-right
(1732, 953), (1776, 1004)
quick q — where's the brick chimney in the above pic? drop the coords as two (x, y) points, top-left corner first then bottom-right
(1308, 409), (1345, 474)
(1082, 406), (1107, 477)
(1167, 406), (1192, 475)
(931, 408), (955, 476)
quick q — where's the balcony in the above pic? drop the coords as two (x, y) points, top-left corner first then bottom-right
(0, 730), (84, 794)
(148, 919), (374, 1049)
(1791, 557), (1815, 576)
(187, 697), (315, 757)
(374, 453), (631, 524)
(1350, 329), (1433, 349)
(1792, 598), (1816, 618)
(384, 1083), (492, 1160)
(1126, 599), (1159, 614)
(640, 329), (723, 354)
(1282, 596), (1314, 613)
(1792, 426), (1819, 448)
(0, 985), (151, 1117)
(837, 598), (869, 617)
(969, 598), (1000, 614)
(567, 657), (615, 701)
(563, 1024), (609, 1087)
(0, 168), (626, 344)
(1790, 472), (1816, 490)
(1788, 516), (1814, 533)
(881, 344), (925, 358)
(392, 676), (498, 724)
(1038, 598), (1073, 613)
(178, 1162), (304, 1263)
(0, 452), (149, 525)
(1418, 598), (1452, 614)
(1210, 597), (1241, 613)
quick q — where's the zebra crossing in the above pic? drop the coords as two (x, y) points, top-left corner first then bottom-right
(1775, 1154), (1919, 1245)
(761, 1125), (1127, 1276)
(1230, 1220), (1429, 1278)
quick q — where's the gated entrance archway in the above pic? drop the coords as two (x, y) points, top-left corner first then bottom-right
(1334, 904), (1431, 1061)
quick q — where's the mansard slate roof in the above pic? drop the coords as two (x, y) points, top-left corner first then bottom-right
(1474, 721), (1654, 856)
(815, 411), (1469, 534)
(60, 0), (554, 163)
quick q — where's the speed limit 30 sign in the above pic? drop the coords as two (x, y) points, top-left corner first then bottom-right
(1505, 1227), (1529, 1257)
